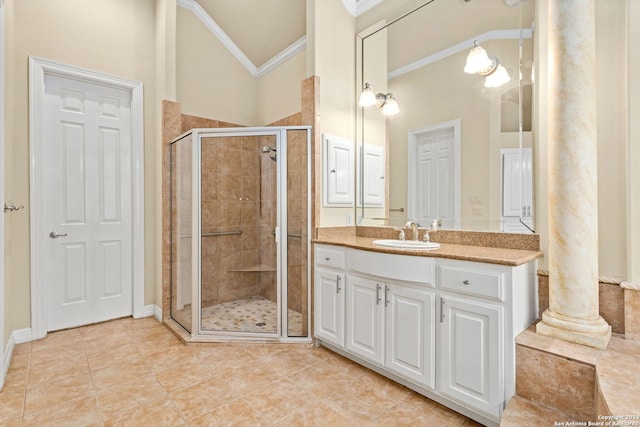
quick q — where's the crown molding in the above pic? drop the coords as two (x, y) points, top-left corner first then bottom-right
(342, 0), (385, 17)
(178, 0), (307, 78)
(341, 0), (357, 16)
(388, 28), (533, 80)
(355, 0), (385, 16)
(178, 0), (257, 75)
(255, 36), (306, 78)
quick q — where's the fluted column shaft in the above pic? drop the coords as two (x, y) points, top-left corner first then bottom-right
(536, 0), (611, 349)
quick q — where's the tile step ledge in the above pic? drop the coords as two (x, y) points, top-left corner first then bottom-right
(515, 325), (640, 421)
(501, 396), (571, 426)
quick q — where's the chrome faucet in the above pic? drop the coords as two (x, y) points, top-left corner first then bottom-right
(405, 220), (420, 241)
(423, 219), (440, 243)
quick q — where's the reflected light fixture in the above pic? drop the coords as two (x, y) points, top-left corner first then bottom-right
(463, 40), (510, 88)
(358, 83), (400, 116)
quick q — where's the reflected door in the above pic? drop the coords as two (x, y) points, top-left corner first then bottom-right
(408, 123), (459, 228)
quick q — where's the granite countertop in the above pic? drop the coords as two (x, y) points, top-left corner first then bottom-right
(312, 235), (543, 266)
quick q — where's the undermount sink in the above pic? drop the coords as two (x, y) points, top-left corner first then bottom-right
(372, 239), (441, 250)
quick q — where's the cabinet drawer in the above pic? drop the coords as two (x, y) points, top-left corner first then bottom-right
(437, 261), (504, 301)
(348, 249), (433, 286)
(315, 245), (346, 270)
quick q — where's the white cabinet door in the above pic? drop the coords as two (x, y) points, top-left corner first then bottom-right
(323, 134), (354, 206)
(362, 144), (384, 206)
(385, 285), (436, 389)
(501, 148), (533, 218)
(346, 275), (384, 365)
(314, 268), (346, 347)
(439, 294), (503, 417)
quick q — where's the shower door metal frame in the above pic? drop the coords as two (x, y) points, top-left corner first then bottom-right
(186, 126), (312, 341)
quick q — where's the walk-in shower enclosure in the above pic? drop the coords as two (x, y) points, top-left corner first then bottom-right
(170, 127), (312, 340)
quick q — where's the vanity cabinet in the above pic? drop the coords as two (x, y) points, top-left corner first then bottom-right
(435, 257), (536, 419)
(313, 243), (537, 427)
(439, 294), (502, 417)
(314, 245), (347, 347)
(345, 273), (435, 388)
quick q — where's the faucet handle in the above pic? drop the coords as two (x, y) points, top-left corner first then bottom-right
(393, 228), (406, 241)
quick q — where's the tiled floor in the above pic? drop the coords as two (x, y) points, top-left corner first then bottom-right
(0, 317), (482, 426)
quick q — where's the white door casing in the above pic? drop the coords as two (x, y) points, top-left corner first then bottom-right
(0, 0), (6, 386)
(30, 57), (144, 339)
(408, 120), (461, 228)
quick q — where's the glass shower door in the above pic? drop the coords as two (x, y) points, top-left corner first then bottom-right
(199, 132), (280, 336)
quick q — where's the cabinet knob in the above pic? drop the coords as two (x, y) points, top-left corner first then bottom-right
(462, 280), (470, 286)
(330, 169), (336, 173)
(325, 257), (330, 261)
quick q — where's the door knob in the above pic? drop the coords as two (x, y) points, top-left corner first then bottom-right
(49, 231), (68, 238)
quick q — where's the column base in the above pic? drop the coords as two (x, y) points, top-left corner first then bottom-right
(536, 309), (611, 349)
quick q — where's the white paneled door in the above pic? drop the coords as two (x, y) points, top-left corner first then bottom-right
(42, 74), (133, 331)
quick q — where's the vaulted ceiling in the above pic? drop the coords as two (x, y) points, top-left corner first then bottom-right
(196, 0), (306, 68)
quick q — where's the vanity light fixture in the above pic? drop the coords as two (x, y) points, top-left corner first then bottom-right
(358, 83), (400, 116)
(463, 40), (511, 88)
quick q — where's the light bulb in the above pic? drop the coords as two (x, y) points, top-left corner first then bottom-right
(464, 43), (493, 74)
(381, 94), (399, 116)
(359, 83), (377, 107)
(484, 64), (510, 88)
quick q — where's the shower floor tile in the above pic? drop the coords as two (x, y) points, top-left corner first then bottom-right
(175, 296), (303, 335)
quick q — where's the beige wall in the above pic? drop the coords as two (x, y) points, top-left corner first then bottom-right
(3, 0), (159, 346)
(310, 0), (357, 226)
(257, 51), (305, 126)
(176, 7), (306, 128)
(595, 0), (627, 279)
(628, 0), (640, 284)
(176, 7), (258, 126)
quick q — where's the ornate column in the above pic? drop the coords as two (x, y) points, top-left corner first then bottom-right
(536, 0), (611, 349)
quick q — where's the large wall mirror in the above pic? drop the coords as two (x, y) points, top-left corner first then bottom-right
(356, 0), (534, 233)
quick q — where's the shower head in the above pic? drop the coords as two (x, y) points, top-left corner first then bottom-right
(261, 146), (277, 161)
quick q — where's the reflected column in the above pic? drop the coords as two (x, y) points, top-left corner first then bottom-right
(536, 0), (611, 349)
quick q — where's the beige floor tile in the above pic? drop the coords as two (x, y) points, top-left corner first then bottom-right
(1, 370), (28, 396)
(288, 361), (363, 398)
(86, 342), (143, 371)
(333, 370), (411, 417)
(27, 351), (90, 386)
(198, 346), (260, 371)
(188, 399), (268, 427)
(213, 363), (284, 397)
(170, 375), (236, 420)
(97, 375), (170, 416)
(316, 393), (374, 426)
(242, 378), (315, 424)
(369, 392), (468, 427)
(83, 330), (134, 355)
(274, 399), (355, 427)
(24, 371), (95, 414)
(0, 418), (22, 427)
(30, 328), (82, 353)
(22, 393), (102, 427)
(258, 347), (322, 376)
(91, 356), (151, 390)
(4, 317), (478, 426)
(102, 398), (185, 427)
(6, 354), (29, 374)
(154, 358), (216, 394)
(0, 391), (25, 421)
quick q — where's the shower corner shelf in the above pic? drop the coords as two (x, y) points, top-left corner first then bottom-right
(228, 264), (277, 273)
